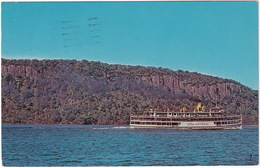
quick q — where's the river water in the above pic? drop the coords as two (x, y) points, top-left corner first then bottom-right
(2, 125), (258, 166)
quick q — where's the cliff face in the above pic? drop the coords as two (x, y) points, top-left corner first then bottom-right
(138, 75), (242, 100)
(2, 64), (39, 78)
(1, 59), (258, 125)
(2, 63), (242, 99)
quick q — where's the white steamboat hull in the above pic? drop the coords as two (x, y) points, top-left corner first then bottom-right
(130, 121), (242, 130)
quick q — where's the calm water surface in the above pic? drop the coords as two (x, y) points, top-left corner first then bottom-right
(2, 125), (259, 166)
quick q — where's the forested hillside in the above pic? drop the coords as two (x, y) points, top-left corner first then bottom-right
(2, 59), (258, 125)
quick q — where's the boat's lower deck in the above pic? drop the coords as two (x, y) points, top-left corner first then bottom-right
(130, 123), (242, 130)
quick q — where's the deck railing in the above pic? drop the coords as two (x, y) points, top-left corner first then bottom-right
(130, 114), (241, 120)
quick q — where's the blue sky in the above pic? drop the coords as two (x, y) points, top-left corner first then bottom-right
(2, 2), (258, 89)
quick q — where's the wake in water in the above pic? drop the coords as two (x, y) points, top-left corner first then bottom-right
(224, 125), (243, 130)
(93, 126), (129, 130)
(112, 126), (129, 129)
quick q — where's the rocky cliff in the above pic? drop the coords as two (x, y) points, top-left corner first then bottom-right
(1, 59), (258, 125)
(138, 74), (242, 100)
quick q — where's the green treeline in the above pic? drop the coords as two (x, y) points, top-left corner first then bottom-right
(1, 59), (258, 125)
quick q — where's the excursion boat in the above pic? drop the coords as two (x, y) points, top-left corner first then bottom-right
(130, 102), (242, 130)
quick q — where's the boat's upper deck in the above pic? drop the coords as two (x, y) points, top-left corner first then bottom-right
(132, 110), (240, 118)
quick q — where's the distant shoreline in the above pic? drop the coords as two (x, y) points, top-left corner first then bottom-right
(2, 123), (259, 127)
(2, 59), (258, 126)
